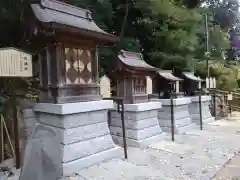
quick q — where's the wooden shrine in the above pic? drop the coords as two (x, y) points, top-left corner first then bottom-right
(114, 50), (156, 104)
(30, 0), (118, 103)
(152, 70), (182, 99)
(173, 69), (202, 96)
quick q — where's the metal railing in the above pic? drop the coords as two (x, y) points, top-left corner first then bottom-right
(208, 89), (240, 118)
(169, 92), (174, 141)
(103, 97), (128, 159)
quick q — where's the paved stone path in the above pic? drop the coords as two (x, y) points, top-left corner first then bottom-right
(63, 115), (240, 180)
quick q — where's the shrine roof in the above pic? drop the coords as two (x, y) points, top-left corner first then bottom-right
(31, 0), (118, 41)
(183, 72), (203, 82)
(157, 70), (183, 81)
(117, 50), (156, 71)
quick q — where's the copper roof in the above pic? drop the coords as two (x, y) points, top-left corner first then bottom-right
(118, 50), (156, 71)
(31, 0), (118, 41)
(157, 70), (183, 81)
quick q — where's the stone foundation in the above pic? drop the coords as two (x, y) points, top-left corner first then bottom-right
(34, 100), (122, 177)
(152, 98), (195, 134)
(189, 95), (215, 124)
(21, 108), (38, 166)
(22, 109), (38, 138)
(109, 102), (164, 148)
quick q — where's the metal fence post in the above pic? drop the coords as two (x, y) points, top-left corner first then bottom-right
(107, 111), (111, 128)
(213, 90), (216, 118)
(104, 97), (128, 159)
(229, 100), (232, 116)
(219, 94), (224, 118)
(223, 93), (228, 118)
(198, 90), (203, 130)
(117, 100), (128, 159)
(170, 91), (175, 141)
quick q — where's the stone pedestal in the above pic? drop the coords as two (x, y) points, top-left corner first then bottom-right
(152, 98), (195, 134)
(109, 102), (164, 148)
(189, 95), (215, 124)
(34, 100), (122, 177)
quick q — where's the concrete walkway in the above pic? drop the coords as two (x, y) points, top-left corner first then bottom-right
(63, 114), (240, 180)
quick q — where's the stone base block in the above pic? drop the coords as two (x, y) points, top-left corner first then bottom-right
(204, 117), (215, 123)
(152, 98), (196, 134)
(111, 133), (166, 148)
(161, 123), (197, 134)
(191, 115), (215, 124)
(34, 100), (122, 177)
(110, 102), (164, 148)
(63, 146), (122, 176)
(189, 96), (215, 125)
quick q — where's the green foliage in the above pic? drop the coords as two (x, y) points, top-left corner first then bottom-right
(135, 0), (201, 69)
(0, 96), (8, 113)
(66, 0), (114, 32)
(194, 8), (230, 61)
(195, 61), (239, 91)
(0, 0), (31, 47)
(205, 0), (239, 30)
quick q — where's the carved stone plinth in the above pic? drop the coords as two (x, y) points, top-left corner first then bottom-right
(151, 98), (196, 134)
(109, 102), (165, 148)
(189, 95), (215, 124)
(34, 100), (122, 177)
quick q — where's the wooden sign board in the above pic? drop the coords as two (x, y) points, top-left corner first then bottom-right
(100, 75), (111, 98)
(0, 48), (32, 77)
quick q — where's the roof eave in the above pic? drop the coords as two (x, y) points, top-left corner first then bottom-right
(40, 22), (119, 43)
(157, 72), (183, 82)
(183, 73), (202, 82)
(121, 63), (157, 72)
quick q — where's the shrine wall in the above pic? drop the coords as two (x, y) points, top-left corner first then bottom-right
(99, 74), (153, 98)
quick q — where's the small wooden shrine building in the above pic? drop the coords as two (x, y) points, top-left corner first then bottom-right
(29, 0), (118, 103)
(174, 69), (202, 96)
(113, 50), (156, 104)
(152, 70), (182, 98)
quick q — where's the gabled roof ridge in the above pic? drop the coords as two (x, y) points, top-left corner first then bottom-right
(157, 69), (172, 73)
(31, 0), (119, 42)
(118, 50), (156, 71)
(40, 0), (92, 20)
(120, 50), (143, 60)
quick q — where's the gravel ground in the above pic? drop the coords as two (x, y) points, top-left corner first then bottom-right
(64, 116), (240, 180)
(212, 153), (240, 180)
(2, 114), (240, 180)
